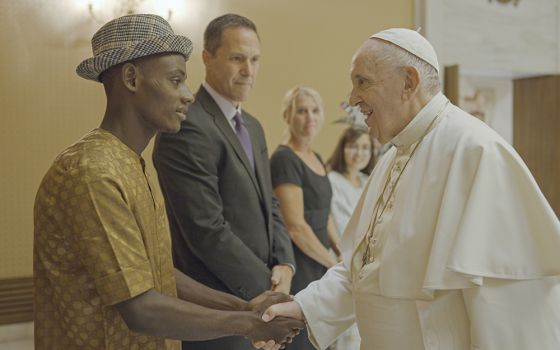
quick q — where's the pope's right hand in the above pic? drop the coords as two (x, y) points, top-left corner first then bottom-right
(248, 313), (302, 350)
(261, 301), (304, 322)
(252, 301), (305, 350)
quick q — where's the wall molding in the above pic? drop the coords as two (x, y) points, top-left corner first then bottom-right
(418, 0), (559, 78)
(0, 277), (33, 325)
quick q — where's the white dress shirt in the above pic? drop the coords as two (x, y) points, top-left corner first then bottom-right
(202, 81), (241, 131)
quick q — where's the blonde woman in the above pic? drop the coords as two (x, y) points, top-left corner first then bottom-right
(270, 86), (340, 349)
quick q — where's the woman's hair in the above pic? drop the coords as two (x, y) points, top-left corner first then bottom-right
(327, 127), (376, 175)
(281, 86), (324, 123)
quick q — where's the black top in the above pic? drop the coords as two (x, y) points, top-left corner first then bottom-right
(270, 145), (333, 294)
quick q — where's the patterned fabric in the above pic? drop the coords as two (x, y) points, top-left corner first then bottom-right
(34, 128), (179, 350)
(76, 14), (193, 82)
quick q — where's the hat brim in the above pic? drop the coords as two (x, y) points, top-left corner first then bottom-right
(76, 34), (193, 82)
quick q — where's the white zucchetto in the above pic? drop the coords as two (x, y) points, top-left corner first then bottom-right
(370, 28), (439, 73)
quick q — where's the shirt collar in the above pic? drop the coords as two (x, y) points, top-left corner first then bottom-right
(391, 92), (449, 149)
(202, 81), (242, 124)
(96, 128), (141, 159)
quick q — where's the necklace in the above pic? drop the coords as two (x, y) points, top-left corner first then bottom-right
(361, 101), (449, 267)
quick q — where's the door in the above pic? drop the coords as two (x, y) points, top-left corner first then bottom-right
(514, 75), (560, 217)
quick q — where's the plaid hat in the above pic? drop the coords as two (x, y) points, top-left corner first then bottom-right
(370, 28), (439, 73)
(76, 14), (193, 82)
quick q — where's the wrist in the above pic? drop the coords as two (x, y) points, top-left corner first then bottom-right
(212, 294), (247, 311)
(233, 297), (249, 312)
(235, 311), (259, 338)
(240, 299), (250, 312)
(274, 263), (295, 275)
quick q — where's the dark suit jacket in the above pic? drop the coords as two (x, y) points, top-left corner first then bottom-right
(153, 86), (295, 343)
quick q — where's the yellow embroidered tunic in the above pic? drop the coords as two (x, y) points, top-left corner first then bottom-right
(34, 129), (179, 350)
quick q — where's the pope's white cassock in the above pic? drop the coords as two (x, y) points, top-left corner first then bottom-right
(294, 92), (560, 350)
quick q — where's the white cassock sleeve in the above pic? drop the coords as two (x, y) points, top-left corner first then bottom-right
(462, 276), (560, 350)
(294, 262), (355, 350)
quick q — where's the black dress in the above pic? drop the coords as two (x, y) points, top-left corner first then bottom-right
(270, 145), (333, 350)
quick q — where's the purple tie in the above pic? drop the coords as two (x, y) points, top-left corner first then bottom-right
(233, 112), (255, 171)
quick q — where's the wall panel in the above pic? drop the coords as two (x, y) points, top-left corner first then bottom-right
(0, 0), (413, 279)
(513, 76), (560, 216)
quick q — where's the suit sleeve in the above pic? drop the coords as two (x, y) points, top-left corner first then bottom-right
(267, 147), (298, 269)
(270, 193), (296, 268)
(153, 119), (272, 299)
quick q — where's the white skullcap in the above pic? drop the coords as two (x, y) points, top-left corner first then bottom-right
(370, 28), (439, 73)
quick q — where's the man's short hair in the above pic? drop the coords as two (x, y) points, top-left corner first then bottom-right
(204, 14), (258, 55)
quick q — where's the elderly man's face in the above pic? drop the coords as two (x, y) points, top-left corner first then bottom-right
(135, 54), (194, 133)
(349, 40), (407, 144)
(203, 26), (261, 105)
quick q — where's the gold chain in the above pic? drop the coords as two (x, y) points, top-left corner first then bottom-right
(361, 101), (449, 267)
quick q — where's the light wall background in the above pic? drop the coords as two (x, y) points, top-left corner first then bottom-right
(0, 0), (414, 278)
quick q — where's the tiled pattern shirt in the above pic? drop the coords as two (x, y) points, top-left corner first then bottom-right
(34, 129), (179, 350)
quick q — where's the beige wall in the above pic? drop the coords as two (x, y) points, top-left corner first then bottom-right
(0, 0), (413, 278)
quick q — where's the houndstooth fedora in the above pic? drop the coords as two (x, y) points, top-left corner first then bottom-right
(76, 14), (193, 82)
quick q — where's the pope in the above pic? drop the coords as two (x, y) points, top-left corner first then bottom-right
(259, 28), (560, 350)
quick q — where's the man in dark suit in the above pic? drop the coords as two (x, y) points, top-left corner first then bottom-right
(153, 14), (296, 350)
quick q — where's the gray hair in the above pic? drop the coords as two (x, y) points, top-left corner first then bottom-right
(374, 40), (441, 97)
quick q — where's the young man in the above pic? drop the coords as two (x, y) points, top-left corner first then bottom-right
(34, 14), (302, 350)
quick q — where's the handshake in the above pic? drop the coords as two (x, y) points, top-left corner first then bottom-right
(246, 291), (305, 350)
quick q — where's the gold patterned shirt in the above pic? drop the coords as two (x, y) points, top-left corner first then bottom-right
(34, 128), (179, 350)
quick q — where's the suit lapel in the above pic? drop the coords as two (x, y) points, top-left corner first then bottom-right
(244, 116), (273, 247)
(244, 116), (269, 209)
(197, 86), (264, 200)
